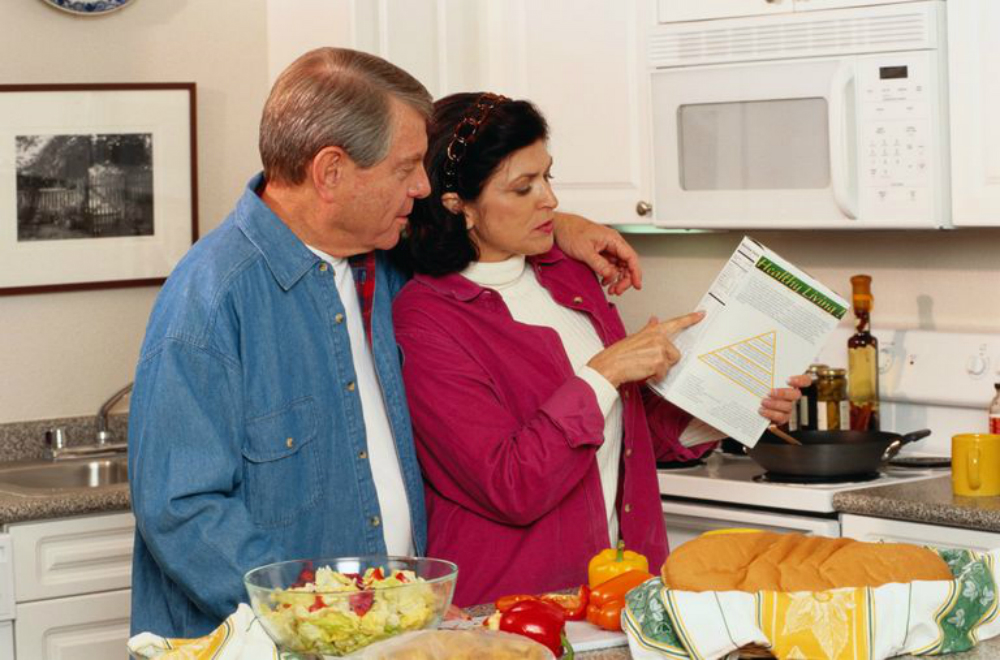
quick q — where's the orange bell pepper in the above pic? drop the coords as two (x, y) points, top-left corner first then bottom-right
(586, 598), (627, 631)
(589, 570), (654, 608)
(587, 540), (649, 588)
(586, 570), (653, 632)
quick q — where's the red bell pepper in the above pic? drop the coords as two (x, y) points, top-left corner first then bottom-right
(541, 585), (590, 621)
(498, 599), (575, 658)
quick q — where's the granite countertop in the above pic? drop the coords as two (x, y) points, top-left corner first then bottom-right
(0, 480), (130, 527)
(833, 474), (1000, 532)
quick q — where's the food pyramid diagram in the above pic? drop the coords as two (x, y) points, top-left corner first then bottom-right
(697, 331), (776, 399)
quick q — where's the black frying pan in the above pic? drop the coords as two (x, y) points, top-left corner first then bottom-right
(747, 429), (932, 478)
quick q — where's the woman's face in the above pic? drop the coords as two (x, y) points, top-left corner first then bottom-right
(462, 140), (558, 262)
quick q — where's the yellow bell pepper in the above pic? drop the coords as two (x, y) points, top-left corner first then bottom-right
(587, 540), (649, 588)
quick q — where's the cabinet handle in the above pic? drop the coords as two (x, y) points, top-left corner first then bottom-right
(765, 0), (780, 3)
(635, 201), (653, 217)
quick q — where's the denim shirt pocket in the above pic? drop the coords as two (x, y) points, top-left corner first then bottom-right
(242, 397), (321, 528)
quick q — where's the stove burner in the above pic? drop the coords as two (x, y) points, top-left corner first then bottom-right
(753, 471), (882, 485)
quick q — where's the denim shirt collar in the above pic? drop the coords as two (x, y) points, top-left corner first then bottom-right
(413, 247), (568, 302)
(234, 173), (318, 291)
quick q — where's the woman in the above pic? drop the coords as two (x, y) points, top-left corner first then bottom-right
(392, 93), (805, 606)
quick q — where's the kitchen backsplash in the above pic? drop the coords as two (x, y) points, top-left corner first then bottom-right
(0, 414), (128, 463)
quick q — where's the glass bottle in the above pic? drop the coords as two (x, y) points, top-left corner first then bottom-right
(793, 363), (827, 432)
(848, 274), (880, 431)
(990, 383), (1000, 434)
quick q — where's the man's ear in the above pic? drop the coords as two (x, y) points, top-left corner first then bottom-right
(441, 193), (475, 229)
(310, 146), (350, 202)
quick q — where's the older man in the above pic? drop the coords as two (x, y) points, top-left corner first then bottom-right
(128, 47), (643, 637)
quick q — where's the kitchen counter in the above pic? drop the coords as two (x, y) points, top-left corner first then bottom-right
(0, 482), (129, 526)
(833, 474), (1000, 532)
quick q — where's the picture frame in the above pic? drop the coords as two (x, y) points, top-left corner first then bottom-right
(0, 83), (198, 295)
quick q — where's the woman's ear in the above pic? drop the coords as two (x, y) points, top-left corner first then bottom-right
(440, 192), (463, 215)
(442, 192), (476, 230)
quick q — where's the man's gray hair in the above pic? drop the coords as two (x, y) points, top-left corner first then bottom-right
(260, 47), (433, 185)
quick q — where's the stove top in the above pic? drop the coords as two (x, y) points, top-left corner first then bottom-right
(658, 450), (947, 514)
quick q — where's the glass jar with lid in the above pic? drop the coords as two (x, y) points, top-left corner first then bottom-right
(816, 367), (849, 431)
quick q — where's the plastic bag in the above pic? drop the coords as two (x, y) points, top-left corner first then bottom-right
(345, 629), (556, 659)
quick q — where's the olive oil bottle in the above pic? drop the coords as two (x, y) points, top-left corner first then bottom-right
(848, 274), (880, 431)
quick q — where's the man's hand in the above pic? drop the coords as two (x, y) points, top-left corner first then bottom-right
(552, 212), (642, 295)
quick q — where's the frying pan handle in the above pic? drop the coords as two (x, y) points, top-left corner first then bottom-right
(882, 429), (932, 461)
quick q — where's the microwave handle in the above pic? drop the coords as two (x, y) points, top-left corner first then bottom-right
(829, 63), (858, 220)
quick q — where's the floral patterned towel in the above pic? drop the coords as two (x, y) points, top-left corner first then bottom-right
(622, 547), (1000, 660)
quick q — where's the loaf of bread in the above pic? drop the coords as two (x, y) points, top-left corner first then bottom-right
(351, 629), (554, 659)
(662, 531), (953, 593)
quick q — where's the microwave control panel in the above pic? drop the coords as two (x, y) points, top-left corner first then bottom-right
(857, 52), (940, 218)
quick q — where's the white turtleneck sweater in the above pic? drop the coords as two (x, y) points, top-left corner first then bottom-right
(461, 256), (725, 545)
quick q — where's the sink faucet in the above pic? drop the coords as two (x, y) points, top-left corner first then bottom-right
(97, 382), (133, 445)
(46, 383), (132, 461)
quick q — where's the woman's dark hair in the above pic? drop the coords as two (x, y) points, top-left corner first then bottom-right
(392, 93), (548, 276)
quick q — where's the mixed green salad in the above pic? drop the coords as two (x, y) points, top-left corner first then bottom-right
(258, 565), (438, 656)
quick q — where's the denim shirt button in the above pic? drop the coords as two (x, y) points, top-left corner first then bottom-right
(319, 263), (328, 272)
(358, 450), (368, 460)
(334, 313), (345, 324)
(370, 515), (381, 527)
(346, 381), (356, 392)
(285, 437), (294, 449)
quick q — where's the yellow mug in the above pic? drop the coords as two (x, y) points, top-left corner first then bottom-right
(952, 433), (1000, 497)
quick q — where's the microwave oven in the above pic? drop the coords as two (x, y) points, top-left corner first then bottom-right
(647, 1), (950, 229)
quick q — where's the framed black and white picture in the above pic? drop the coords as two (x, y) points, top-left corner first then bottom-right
(0, 83), (197, 295)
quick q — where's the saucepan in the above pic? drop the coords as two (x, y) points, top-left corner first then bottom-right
(747, 428), (932, 478)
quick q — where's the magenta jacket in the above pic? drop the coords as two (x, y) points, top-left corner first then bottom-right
(392, 248), (715, 606)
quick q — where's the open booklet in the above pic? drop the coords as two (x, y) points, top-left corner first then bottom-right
(649, 236), (848, 448)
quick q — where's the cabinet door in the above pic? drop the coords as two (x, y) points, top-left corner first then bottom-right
(10, 512), (135, 602)
(948, 0), (1000, 226)
(656, 0), (789, 23)
(15, 589), (130, 660)
(840, 514), (1000, 551)
(481, 0), (656, 224)
(663, 500), (840, 551)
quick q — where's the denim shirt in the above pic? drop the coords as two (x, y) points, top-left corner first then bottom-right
(128, 174), (426, 638)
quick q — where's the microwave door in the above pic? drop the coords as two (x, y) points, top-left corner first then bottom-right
(651, 58), (856, 228)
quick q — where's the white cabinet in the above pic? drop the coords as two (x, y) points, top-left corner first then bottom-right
(479, 0), (656, 225)
(6, 512), (135, 660)
(840, 513), (1000, 551)
(947, 0), (1000, 226)
(15, 589), (131, 660)
(348, 0), (657, 226)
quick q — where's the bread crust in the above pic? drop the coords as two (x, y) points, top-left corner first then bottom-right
(662, 532), (953, 592)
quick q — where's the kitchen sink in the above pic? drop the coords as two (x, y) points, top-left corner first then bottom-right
(0, 457), (128, 493)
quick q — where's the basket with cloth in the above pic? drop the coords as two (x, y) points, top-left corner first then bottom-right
(622, 530), (1000, 660)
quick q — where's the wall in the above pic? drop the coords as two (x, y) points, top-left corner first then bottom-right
(615, 229), (1000, 348)
(0, 0), (270, 423)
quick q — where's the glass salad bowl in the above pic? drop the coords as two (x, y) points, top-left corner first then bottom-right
(244, 556), (458, 658)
